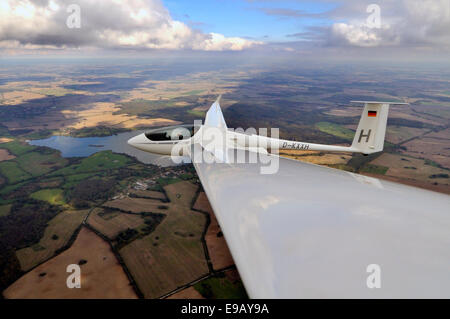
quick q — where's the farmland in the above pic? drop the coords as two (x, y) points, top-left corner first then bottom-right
(315, 122), (354, 141)
(0, 141), (67, 185)
(280, 150), (352, 166)
(0, 141), (35, 156)
(87, 208), (147, 239)
(0, 161), (31, 183)
(0, 139), (243, 299)
(128, 189), (167, 200)
(4, 227), (137, 299)
(1, 58), (449, 299)
(0, 142), (161, 293)
(400, 131), (450, 169)
(0, 149), (15, 162)
(15, 209), (89, 271)
(119, 181), (208, 298)
(103, 197), (170, 214)
(370, 153), (450, 188)
(194, 192), (234, 271)
(15, 151), (68, 177)
(49, 151), (131, 176)
(385, 126), (430, 144)
(30, 189), (66, 206)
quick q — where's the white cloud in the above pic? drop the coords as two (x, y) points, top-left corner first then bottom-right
(331, 23), (394, 47)
(195, 33), (258, 51)
(0, 0), (261, 51)
(327, 0), (450, 48)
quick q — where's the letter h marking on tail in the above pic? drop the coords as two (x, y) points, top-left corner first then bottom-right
(358, 129), (371, 143)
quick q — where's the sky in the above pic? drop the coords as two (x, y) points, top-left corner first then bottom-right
(163, 0), (336, 42)
(0, 0), (449, 60)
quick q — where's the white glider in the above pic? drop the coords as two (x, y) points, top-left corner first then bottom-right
(128, 97), (406, 156)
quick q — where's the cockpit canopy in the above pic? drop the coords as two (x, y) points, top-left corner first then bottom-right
(144, 124), (199, 141)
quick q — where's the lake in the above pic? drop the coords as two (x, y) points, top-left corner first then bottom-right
(28, 130), (174, 166)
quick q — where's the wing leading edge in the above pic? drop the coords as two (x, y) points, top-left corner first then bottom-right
(193, 146), (450, 298)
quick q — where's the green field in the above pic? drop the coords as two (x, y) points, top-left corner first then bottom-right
(63, 172), (99, 189)
(65, 173), (97, 182)
(0, 144), (67, 183)
(30, 188), (66, 206)
(15, 151), (67, 177)
(0, 181), (27, 197)
(315, 122), (354, 141)
(0, 141), (35, 156)
(184, 90), (204, 96)
(50, 151), (130, 176)
(39, 177), (63, 187)
(157, 177), (182, 186)
(0, 161), (31, 183)
(187, 109), (206, 117)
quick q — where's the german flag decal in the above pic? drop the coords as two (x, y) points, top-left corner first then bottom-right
(368, 110), (377, 117)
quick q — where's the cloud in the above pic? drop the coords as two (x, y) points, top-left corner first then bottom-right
(326, 0), (450, 49)
(330, 23), (394, 47)
(254, 0), (450, 50)
(286, 26), (328, 42)
(0, 0), (261, 51)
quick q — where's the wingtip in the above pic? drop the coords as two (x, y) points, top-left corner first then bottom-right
(205, 94), (227, 128)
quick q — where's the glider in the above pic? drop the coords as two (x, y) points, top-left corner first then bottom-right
(128, 97), (450, 298)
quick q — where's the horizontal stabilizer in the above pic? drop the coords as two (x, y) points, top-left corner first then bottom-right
(350, 101), (408, 105)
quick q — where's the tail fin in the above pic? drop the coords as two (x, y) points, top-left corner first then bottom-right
(350, 101), (407, 154)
